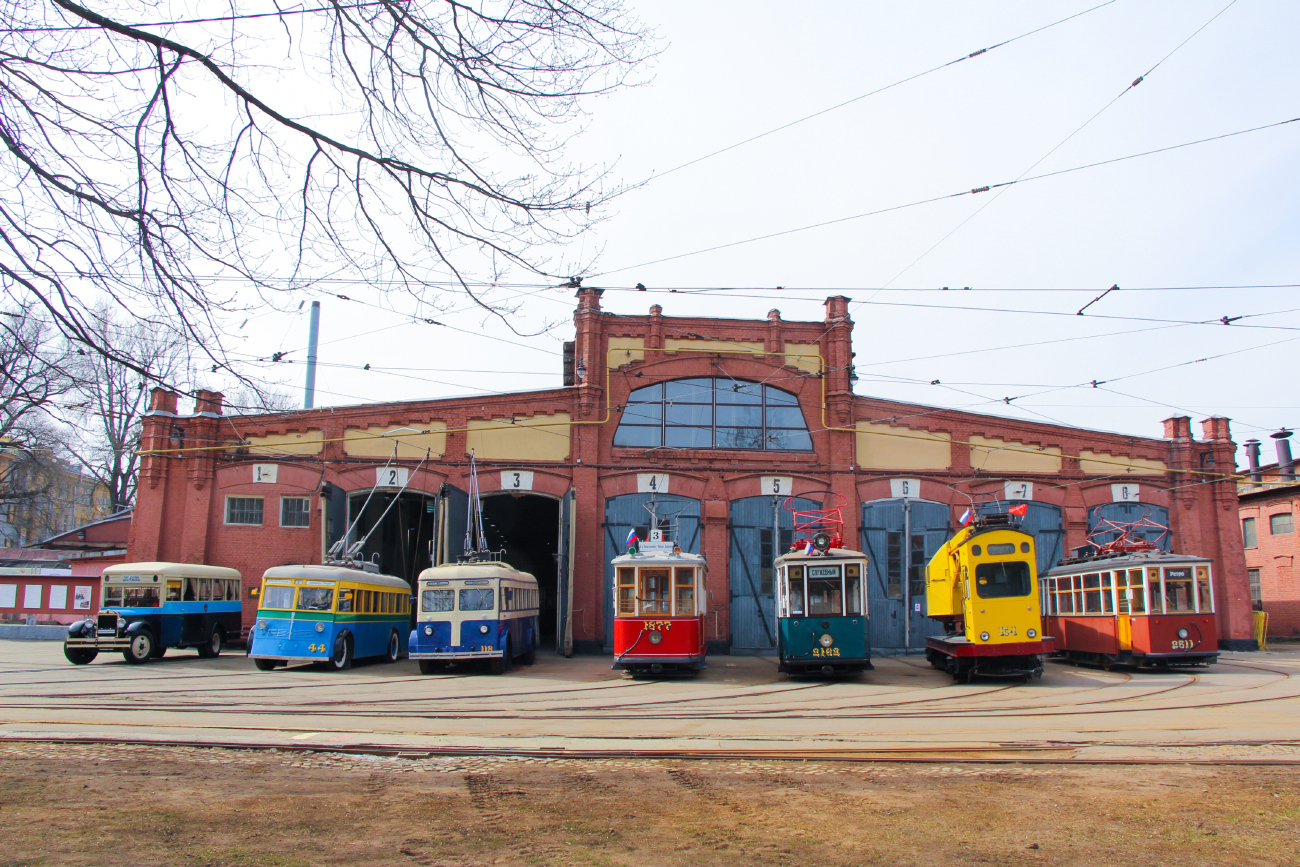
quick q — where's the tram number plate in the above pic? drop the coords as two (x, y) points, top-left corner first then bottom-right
(999, 626), (1018, 637)
(643, 621), (672, 631)
(811, 647), (840, 657)
(1171, 639), (1195, 650)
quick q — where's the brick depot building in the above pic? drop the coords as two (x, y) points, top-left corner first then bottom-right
(126, 289), (1257, 653)
(1237, 443), (1299, 637)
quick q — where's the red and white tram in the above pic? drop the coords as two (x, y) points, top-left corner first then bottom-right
(1041, 542), (1218, 669)
(611, 528), (706, 677)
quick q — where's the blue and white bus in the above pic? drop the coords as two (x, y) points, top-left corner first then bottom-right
(249, 564), (411, 671)
(63, 562), (243, 664)
(408, 561), (540, 675)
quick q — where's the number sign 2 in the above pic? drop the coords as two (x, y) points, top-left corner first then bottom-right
(890, 478), (921, 499)
(760, 476), (793, 496)
(376, 467), (409, 488)
(502, 470), (534, 492)
(1003, 481), (1033, 500)
(1111, 483), (1140, 502)
(637, 473), (670, 493)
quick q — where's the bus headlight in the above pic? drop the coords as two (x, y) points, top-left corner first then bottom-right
(315, 622), (325, 633)
(257, 620), (266, 631)
(424, 625), (434, 637)
(116, 618), (126, 630)
(648, 631), (663, 645)
(1027, 628), (1037, 639)
(479, 624), (489, 634)
(819, 633), (834, 648)
(979, 631), (990, 641)
(1177, 628), (1189, 639)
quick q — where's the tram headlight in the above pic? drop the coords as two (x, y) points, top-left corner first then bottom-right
(479, 624), (489, 635)
(648, 631), (663, 645)
(1027, 628), (1037, 639)
(979, 631), (990, 641)
(257, 620), (266, 631)
(423, 625), (434, 637)
(818, 633), (834, 648)
(314, 621), (325, 633)
(1177, 627), (1189, 639)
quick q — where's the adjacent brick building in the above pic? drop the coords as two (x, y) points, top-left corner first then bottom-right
(1238, 434), (1299, 637)
(126, 290), (1257, 652)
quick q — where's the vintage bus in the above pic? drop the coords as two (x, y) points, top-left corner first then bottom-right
(248, 564), (411, 671)
(63, 562), (243, 664)
(408, 558), (540, 675)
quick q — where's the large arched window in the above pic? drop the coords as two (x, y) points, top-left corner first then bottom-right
(614, 378), (812, 451)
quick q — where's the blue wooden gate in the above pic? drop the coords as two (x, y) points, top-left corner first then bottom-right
(1088, 502), (1172, 551)
(728, 496), (820, 655)
(860, 499), (951, 654)
(602, 494), (701, 652)
(978, 500), (1066, 573)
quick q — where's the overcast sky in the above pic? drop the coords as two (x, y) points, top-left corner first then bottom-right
(224, 0), (1300, 468)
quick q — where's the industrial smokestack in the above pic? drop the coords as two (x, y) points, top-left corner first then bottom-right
(304, 300), (320, 409)
(1271, 429), (1294, 482)
(1244, 439), (1262, 483)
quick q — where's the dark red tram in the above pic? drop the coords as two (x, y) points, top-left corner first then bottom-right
(610, 530), (706, 677)
(1040, 522), (1218, 669)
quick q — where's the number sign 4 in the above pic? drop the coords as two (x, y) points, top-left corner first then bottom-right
(502, 471), (534, 492)
(377, 467), (409, 488)
(637, 473), (670, 494)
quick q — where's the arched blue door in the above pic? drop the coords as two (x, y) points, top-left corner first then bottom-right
(861, 499), (951, 654)
(728, 496), (820, 655)
(1088, 502), (1172, 551)
(977, 501), (1065, 573)
(602, 494), (701, 652)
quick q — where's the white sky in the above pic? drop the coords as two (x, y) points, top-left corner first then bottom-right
(219, 0), (1300, 467)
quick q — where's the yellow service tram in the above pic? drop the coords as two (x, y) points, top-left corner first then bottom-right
(924, 513), (1052, 682)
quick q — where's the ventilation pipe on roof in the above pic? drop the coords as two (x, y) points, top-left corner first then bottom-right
(303, 300), (320, 410)
(1271, 429), (1295, 482)
(1244, 439), (1262, 483)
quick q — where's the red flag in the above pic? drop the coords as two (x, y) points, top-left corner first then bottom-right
(1008, 503), (1028, 517)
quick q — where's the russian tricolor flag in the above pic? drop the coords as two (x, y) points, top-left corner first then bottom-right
(959, 508), (974, 526)
(626, 529), (639, 549)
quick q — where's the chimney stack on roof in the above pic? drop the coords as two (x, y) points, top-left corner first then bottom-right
(1271, 429), (1295, 482)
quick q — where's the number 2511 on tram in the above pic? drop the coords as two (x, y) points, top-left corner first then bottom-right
(611, 535), (707, 676)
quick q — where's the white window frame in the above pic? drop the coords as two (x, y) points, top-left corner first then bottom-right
(224, 496), (264, 526)
(280, 496), (312, 529)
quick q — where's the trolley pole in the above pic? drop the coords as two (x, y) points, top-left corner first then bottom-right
(303, 300), (320, 409)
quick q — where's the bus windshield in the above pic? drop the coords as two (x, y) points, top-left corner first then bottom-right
(975, 561), (1032, 598)
(261, 585), (294, 609)
(104, 586), (160, 607)
(297, 587), (334, 611)
(459, 588), (494, 611)
(422, 589), (454, 612)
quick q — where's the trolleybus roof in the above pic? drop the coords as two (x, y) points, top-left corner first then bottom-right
(102, 562), (241, 581)
(263, 563), (410, 589)
(1042, 550), (1210, 578)
(416, 562), (536, 583)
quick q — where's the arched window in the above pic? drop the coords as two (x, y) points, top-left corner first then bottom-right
(614, 378), (812, 451)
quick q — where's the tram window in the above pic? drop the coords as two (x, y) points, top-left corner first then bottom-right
(262, 585), (294, 609)
(1196, 567), (1213, 613)
(1164, 568), (1194, 613)
(183, 578), (197, 601)
(974, 561), (1031, 599)
(1082, 574), (1101, 613)
(885, 532), (903, 599)
(122, 587), (161, 607)
(639, 568), (671, 616)
(337, 589), (354, 612)
(460, 588), (494, 611)
(617, 568), (635, 615)
(422, 589), (453, 612)
(297, 587), (334, 611)
(1100, 572), (1115, 614)
(788, 566), (805, 616)
(1054, 577), (1073, 614)
(846, 563), (862, 616)
(807, 575), (843, 616)
(166, 581), (182, 603)
(674, 568), (696, 616)
(1148, 568), (1163, 614)
(986, 543), (1016, 556)
(1127, 570), (1145, 613)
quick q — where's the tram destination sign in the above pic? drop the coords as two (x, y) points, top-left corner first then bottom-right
(639, 540), (675, 554)
(807, 565), (841, 578)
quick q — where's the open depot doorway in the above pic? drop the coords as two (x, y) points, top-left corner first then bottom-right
(347, 490), (438, 586)
(480, 493), (560, 650)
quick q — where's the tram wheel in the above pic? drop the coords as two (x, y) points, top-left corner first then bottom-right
(331, 633), (353, 671)
(63, 647), (97, 665)
(197, 628), (223, 659)
(386, 631), (401, 663)
(253, 658), (280, 671)
(123, 631), (154, 664)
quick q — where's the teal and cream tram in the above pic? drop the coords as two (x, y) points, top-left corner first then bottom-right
(249, 564), (411, 671)
(773, 498), (871, 676)
(409, 559), (540, 675)
(63, 562), (243, 664)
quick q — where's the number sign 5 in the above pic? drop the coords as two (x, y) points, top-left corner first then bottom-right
(761, 476), (793, 496)
(376, 467), (409, 488)
(502, 471), (534, 492)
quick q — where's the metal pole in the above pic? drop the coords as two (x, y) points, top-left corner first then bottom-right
(903, 499), (912, 651)
(304, 300), (320, 409)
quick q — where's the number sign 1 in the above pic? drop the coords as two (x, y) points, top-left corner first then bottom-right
(502, 470), (534, 492)
(1003, 481), (1033, 501)
(890, 478), (921, 499)
(253, 464), (278, 484)
(760, 476), (793, 496)
(1111, 483), (1140, 502)
(637, 473), (670, 494)
(377, 466), (410, 488)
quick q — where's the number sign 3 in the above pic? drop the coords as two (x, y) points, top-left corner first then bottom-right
(376, 467), (409, 488)
(502, 471), (534, 491)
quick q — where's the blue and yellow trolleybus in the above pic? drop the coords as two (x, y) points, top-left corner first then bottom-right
(249, 564), (411, 671)
(63, 562), (243, 664)
(408, 556), (540, 675)
(773, 498), (872, 676)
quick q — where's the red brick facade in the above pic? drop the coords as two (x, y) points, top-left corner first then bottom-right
(1239, 467), (1299, 636)
(126, 290), (1256, 649)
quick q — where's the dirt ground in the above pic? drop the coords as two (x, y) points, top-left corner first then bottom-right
(1, 742), (1297, 867)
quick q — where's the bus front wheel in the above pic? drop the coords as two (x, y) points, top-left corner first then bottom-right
(64, 647), (97, 665)
(489, 639), (511, 675)
(418, 660), (441, 675)
(124, 631), (154, 664)
(331, 633), (353, 671)
(254, 658), (280, 671)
